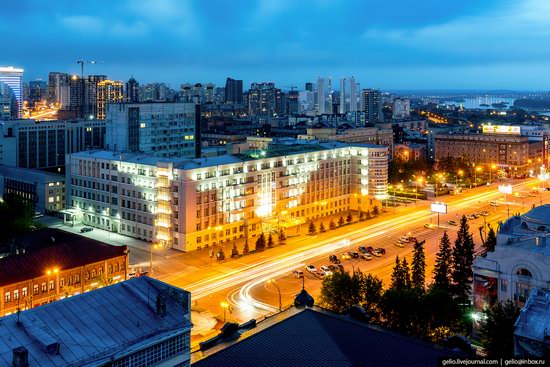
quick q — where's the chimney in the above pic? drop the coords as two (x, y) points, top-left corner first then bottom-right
(12, 347), (28, 367)
(156, 294), (166, 317)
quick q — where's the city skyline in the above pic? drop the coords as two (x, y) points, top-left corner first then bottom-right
(2, 0), (550, 89)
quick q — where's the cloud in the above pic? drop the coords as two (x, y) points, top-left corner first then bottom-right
(61, 15), (104, 33)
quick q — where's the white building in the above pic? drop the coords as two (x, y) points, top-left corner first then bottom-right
(473, 205), (550, 311)
(316, 77), (332, 115)
(392, 98), (410, 119)
(105, 102), (198, 159)
(67, 141), (388, 252)
(339, 76), (359, 114)
(0, 66), (24, 118)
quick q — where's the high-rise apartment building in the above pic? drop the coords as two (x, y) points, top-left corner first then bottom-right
(339, 76), (358, 114)
(247, 82), (283, 117)
(316, 77), (332, 115)
(125, 76), (139, 102)
(285, 90), (299, 115)
(67, 141), (388, 251)
(48, 72), (70, 106)
(361, 89), (382, 124)
(0, 119), (105, 169)
(392, 98), (411, 119)
(84, 75), (107, 118)
(0, 66), (24, 118)
(29, 80), (47, 105)
(96, 80), (124, 120)
(180, 83), (215, 104)
(138, 83), (167, 102)
(105, 102), (199, 158)
(224, 77), (243, 105)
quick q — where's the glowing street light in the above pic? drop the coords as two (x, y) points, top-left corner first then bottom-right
(149, 244), (160, 275)
(221, 301), (232, 322)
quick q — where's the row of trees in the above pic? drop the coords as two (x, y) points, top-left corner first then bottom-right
(228, 230), (287, 259)
(308, 207), (381, 234)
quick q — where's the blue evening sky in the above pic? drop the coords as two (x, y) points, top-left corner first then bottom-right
(2, 0), (549, 90)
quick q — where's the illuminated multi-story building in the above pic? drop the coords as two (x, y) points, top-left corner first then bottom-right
(0, 66), (24, 118)
(67, 141), (388, 251)
(96, 80), (124, 120)
(360, 89), (382, 124)
(105, 102), (199, 158)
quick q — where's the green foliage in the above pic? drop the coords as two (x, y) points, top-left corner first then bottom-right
(329, 219), (336, 230)
(436, 155), (472, 178)
(338, 216), (345, 227)
(243, 241), (249, 255)
(255, 233), (266, 251)
(380, 287), (424, 335)
(390, 256), (411, 290)
(483, 225), (497, 253)
(479, 301), (520, 359)
(319, 222), (326, 233)
(267, 233), (274, 248)
(0, 195), (36, 243)
(433, 231), (453, 292)
(388, 157), (431, 183)
(411, 240), (426, 291)
(319, 270), (383, 316)
(452, 215), (475, 303)
(346, 212), (353, 224)
(231, 242), (239, 258)
(372, 205), (380, 216)
(217, 249), (226, 260)
(278, 229), (286, 243)
(308, 221), (316, 234)
(358, 211), (366, 221)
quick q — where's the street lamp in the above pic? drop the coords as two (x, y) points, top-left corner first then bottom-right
(435, 174), (443, 198)
(475, 167), (482, 187)
(267, 279), (282, 311)
(490, 164), (496, 183)
(220, 301), (232, 322)
(46, 267), (59, 303)
(415, 177), (423, 205)
(149, 244), (159, 275)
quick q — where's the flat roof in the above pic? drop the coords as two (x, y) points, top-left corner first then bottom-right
(0, 277), (191, 367)
(515, 289), (550, 342)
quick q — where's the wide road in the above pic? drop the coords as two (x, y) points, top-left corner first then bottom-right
(156, 178), (546, 326)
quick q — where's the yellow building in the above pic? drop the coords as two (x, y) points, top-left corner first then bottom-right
(96, 80), (124, 120)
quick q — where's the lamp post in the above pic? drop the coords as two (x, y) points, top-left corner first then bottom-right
(457, 170), (463, 188)
(220, 301), (232, 323)
(46, 267), (59, 304)
(149, 244), (159, 274)
(475, 167), (482, 187)
(490, 164), (496, 183)
(267, 279), (282, 311)
(415, 177), (423, 205)
(435, 174), (443, 198)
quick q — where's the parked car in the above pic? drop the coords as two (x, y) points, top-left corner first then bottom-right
(327, 264), (338, 272)
(399, 236), (410, 243)
(408, 236), (418, 242)
(359, 253), (372, 261)
(329, 255), (341, 264)
(34, 211), (43, 219)
(293, 269), (304, 278)
(320, 265), (333, 276)
(424, 223), (435, 229)
(366, 246), (374, 254)
(375, 248), (386, 255)
(305, 265), (316, 273)
(479, 211), (489, 216)
(358, 246), (369, 254)
(448, 220), (458, 226)
(340, 253), (351, 260)
(516, 194), (525, 198)
(80, 227), (93, 233)
(394, 241), (405, 248)
(465, 215), (475, 220)
(528, 192), (537, 197)
(489, 201), (500, 207)
(472, 213), (480, 219)
(348, 251), (359, 259)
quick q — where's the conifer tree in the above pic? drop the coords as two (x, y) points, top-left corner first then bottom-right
(411, 240), (426, 290)
(452, 215), (475, 302)
(433, 231), (453, 291)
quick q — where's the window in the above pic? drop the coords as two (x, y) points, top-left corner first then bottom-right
(60, 278), (65, 288)
(33, 284), (39, 295)
(4, 292), (11, 303)
(516, 268), (532, 277)
(22, 287), (28, 297)
(41, 282), (47, 292)
(49, 280), (55, 291)
(501, 279), (508, 292)
(13, 289), (19, 300)
(75, 274), (80, 283)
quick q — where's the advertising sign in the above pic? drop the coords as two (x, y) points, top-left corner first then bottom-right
(482, 125), (521, 135)
(498, 185), (513, 194)
(430, 202), (447, 214)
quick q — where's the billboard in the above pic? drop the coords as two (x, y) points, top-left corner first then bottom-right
(430, 202), (447, 214)
(498, 185), (513, 194)
(482, 125), (521, 135)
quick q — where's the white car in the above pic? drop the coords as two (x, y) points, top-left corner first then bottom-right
(320, 265), (333, 276)
(424, 223), (435, 229)
(394, 241), (405, 248)
(399, 236), (410, 243)
(448, 220), (458, 226)
(479, 211), (489, 216)
(305, 265), (317, 274)
(490, 201), (500, 207)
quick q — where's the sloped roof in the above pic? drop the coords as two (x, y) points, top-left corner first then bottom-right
(0, 277), (192, 367)
(0, 229), (127, 287)
(192, 307), (462, 367)
(522, 204), (550, 226)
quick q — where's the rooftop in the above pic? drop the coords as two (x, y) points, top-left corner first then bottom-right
(0, 277), (191, 367)
(192, 307), (462, 367)
(0, 228), (127, 287)
(515, 288), (550, 342)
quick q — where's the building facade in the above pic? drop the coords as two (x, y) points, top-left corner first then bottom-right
(0, 119), (105, 169)
(67, 141), (388, 251)
(247, 82), (283, 117)
(105, 102), (198, 159)
(0, 66), (24, 118)
(96, 79), (124, 120)
(360, 89), (382, 125)
(392, 98), (411, 119)
(225, 77), (243, 105)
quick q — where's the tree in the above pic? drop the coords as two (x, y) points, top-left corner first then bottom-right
(372, 205), (380, 216)
(479, 301), (520, 359)
(217, 249), (225, 261)
(380, 287), (423, 336)
(366, 209), (371, 218)
(231, 242), (239, 258)
(390, 256), (406, 290)
(433, 232), (453, 292)
(308, 221), (316, 234)
(278, 229), (286, 244)
(0, 195), (35, 243)
(338, 216), (345, 227)
(255, 233), (266, 251)
(319, 222), (326, 233)
(483, 225), (497, 253)
(346, 212), (353, 224)
(359, 211), (365, 221)
(329, 219), (336, 230)
(402, 257), (411, 289)
(243, 241), (249, 255)
(411, 240), (426, 291)
(267, 233), (274, 248)
(452, 215), (475, 302)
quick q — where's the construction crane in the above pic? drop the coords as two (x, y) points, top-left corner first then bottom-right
(76, 60), (103, 79)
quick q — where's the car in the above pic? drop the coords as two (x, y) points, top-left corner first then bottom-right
(528, 193), (537, 197)
(80, 227), (93, 233)
(472, 213), (480, 219)
(33, 211), (43, 218)
(329, 254), (341, 264)
(327, 264), (338, 271)
(366, 246), (374, 254)
(424, 223), (435, 229)
(545, 187), (550, 191)
(465, 215), (475, 220)
(448, 220), (458, 226)
(399, 236), (410, 243)
(516, 194), (525, 198)
(375, 247), (386, 255)
(490, 201), (500, 207)
(479, 211), (489, 216)
(340, 253), (351, 260)
(394, 241), (405, 248)
(358, 246), (369, 254)
(348, 251), (360, 259)
(359, 253), (372, 261)
(320, 265), (333, 276)
(305, 265), (316, 273)
(408, 236), (418, 242)
(293, 269), (304, 278)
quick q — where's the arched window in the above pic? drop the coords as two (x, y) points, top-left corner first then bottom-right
(516, 268), (532, 277)
(521, 222), (528, 229)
